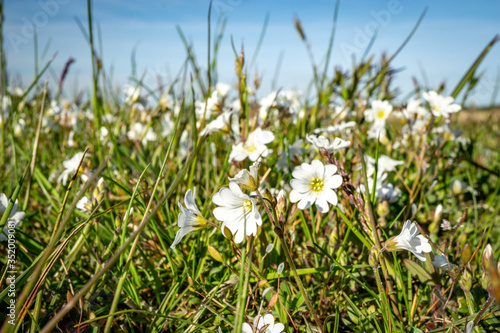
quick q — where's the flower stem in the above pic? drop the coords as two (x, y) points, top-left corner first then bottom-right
(372, 262), (392, 332)
(359, 145), (400, 319)
(473, 295), (494, 327)
(463, 290), (476, 316)
(279, 234), (324, 333)
(256, 189), (323, 332)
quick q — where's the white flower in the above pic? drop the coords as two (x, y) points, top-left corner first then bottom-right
(171, 187), (207, 249)
(195, 85), (229, 120)
(423, 91), (461, 118)
(313, 121), (356, 136)
(449, 179), (473, 195)
(241, 314), (285, 333)
(364, 100), (393, 124)
(306, 134), (350, 154)
(57, 152), (86, 186)
(366, 123), (388, 143)
(200, 110), (237, 136)
(433, 204), (443, 224)
(402, 98), (428, 120)
(229, 162), (260, 192)
(358, 174), (400, 202)
(364, 154), (404, 178)
(127, 122), (157, 144)
(258, 90), (301, 123)
(332, 104), (354, 121)
(289, 159), (343, 213)
(215, 82), (231, 97)
(377, 183), (401, 203)
(230, 128), (275, 162)
(76, 196), (92, 212)
(161, 113), (175, 137)
(386, 220), (432, 261)
(124, 84), (141, 104)
(258, 91), (278, 122)
(212, 182), (262, 244)
(0, 194), (26, 242)
(431, 254), (456, 272)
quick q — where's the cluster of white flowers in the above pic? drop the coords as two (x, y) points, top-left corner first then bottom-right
(359, 154), (403, 203)
(57, 151), (89, 186)
(259, 90), (302, 124)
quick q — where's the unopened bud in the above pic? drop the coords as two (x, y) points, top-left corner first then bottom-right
(258, 280), (268, 288)
(461, 244), (472, 265)
(97, 177), (105, 191)
(268, 293), (279, 308)
(429, 221), (440, 234)
(276, 190), (287, 218)
(223, 226), (233, 241)
(277, 263), (285, 275)
(482, 244), (494, 272)
(369, 246), (378, 268)
(207, 245), (224, 263)
(376, 201), (389, 218)
(261, 188), (275, 208)
(460, 268), (472, 292)
(433, 204), (443, 224)
(115, 215), (121, 228)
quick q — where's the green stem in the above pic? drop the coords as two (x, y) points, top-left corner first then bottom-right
(472, 295), (494, 327)
(280, 235), (324, 333)
(463, 290), (476, 315)
(372, 263), (392, 332)
(233, 238), (252, 333)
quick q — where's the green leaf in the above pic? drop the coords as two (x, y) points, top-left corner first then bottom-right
(404, 259), (434, 285)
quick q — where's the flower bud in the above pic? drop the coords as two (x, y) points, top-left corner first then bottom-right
(97, 177), (105, 191)
(261, 188), (275, 208)
(258, 280), (268, 288)
(433, 204), (443, 224)
(268, 293), (279, 308)
(482, 244), (494, 272)
(429, 221), (440, 234)
(368, 246), (378, 268)
(460, 268), (472, 292)
(115, 215), (121, 228)
(276, 190), (287, 214)
(450, 179), (467, 195)
(223, 226), (233, 241)
(461, 243), (472, 265)
(228, 162), (260, 192)
(376, 201), (389, 218)
(207, 245), (224, 263)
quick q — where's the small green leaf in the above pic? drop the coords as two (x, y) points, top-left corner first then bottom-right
(404, 259), (434, 285)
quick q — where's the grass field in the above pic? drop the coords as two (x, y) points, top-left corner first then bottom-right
(1, 1), (500, 332)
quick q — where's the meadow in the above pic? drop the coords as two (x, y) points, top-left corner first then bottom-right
(1, 1), (500, 332)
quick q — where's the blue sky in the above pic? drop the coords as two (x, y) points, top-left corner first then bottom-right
(3, 0), (500, 106)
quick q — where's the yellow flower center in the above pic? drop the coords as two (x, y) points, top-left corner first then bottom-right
(242, 199), (253, 212)
(244, 142), (258, 153)
(432, 103), (441, 113)
(376, 110), (386, 119)
(194, 216), (207, 229)
(310, 177), (324, 192)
